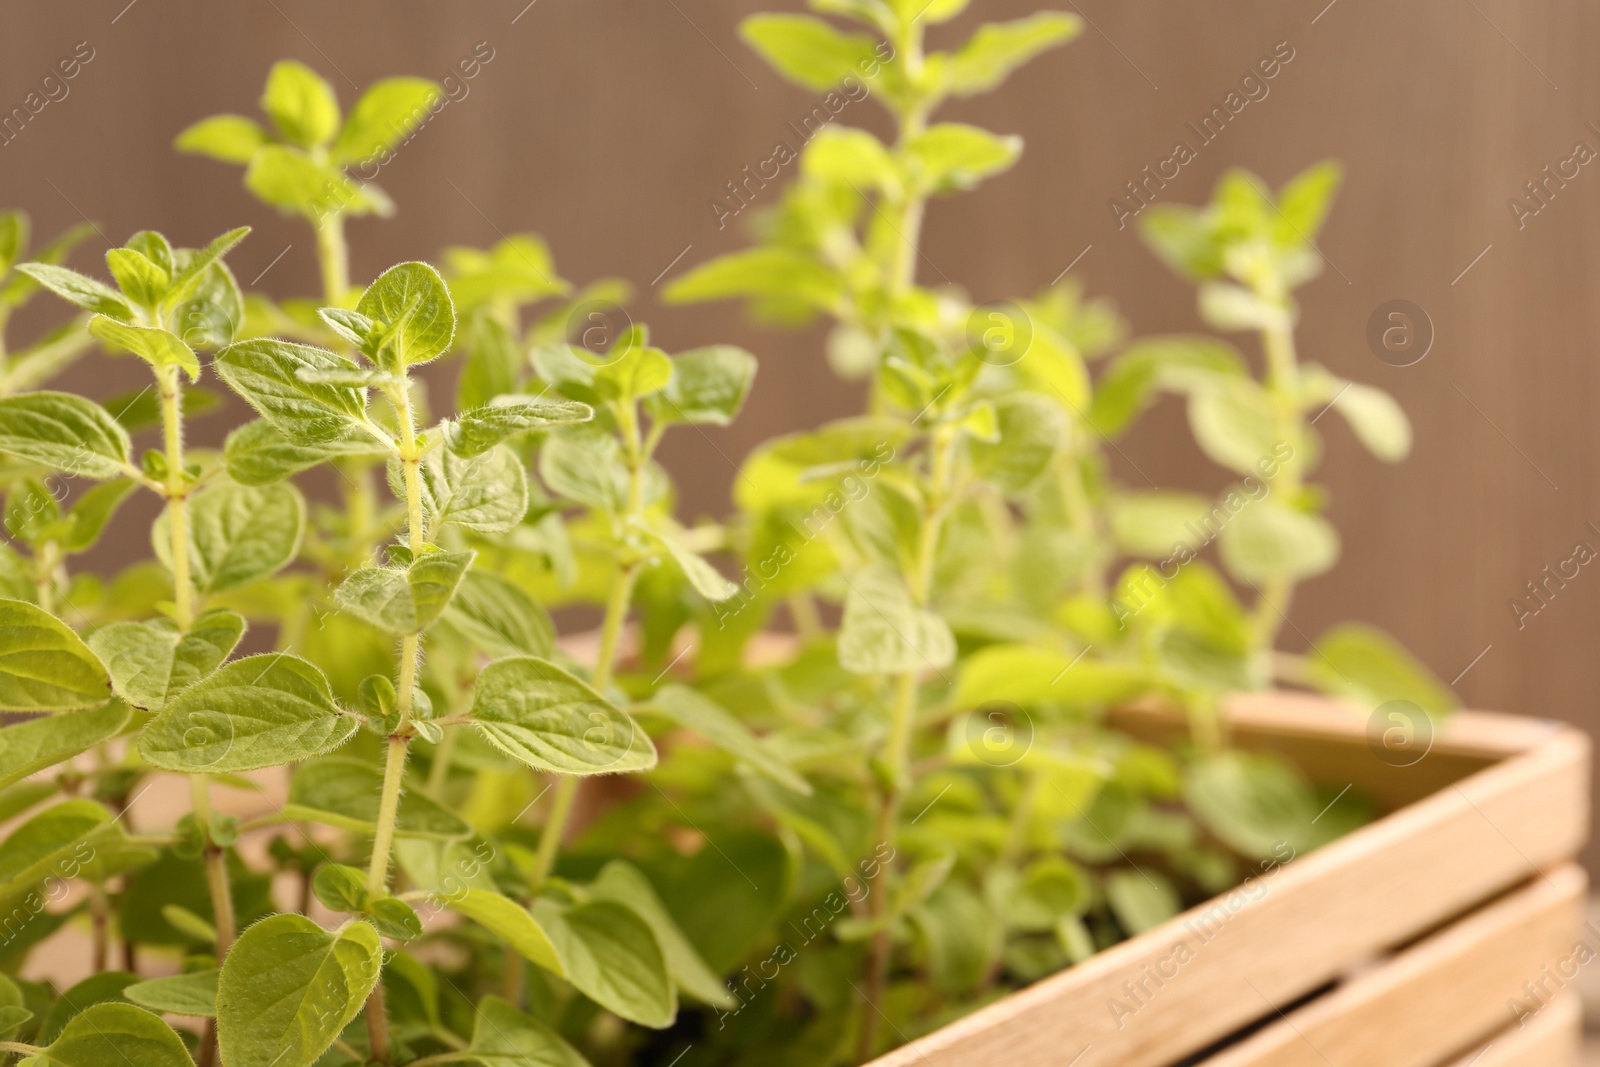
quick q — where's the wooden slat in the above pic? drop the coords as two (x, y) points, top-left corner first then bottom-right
(1199, 865), (1585, 1067)
(1437, 993), (1582, 1067)
(867, 718), (1590, 1067)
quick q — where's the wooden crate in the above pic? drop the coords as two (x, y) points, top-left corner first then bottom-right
(867, 693), (1591, 1067)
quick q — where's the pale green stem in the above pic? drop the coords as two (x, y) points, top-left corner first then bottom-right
(315, 212), (350, 306)
(1252, 313), (1302, 646)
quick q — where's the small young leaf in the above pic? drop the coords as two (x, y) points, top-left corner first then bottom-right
(0, 599), (110, 712)
(1217, 501), (1338, 584)
(244, 145), (377, 219)
(174, 114), (270, 164)
(162, 225), (251, 311)
(25, 1002), (193, 1067)
(1327, 381), (1411, 462)
(539, 431), (630, 513)
(124, 969), (219, 1018)
(1186, 381), (1278, 474)
(12, 263), (134, 319)
(88, 610), (246, 711)
(644, 345), (756, 426)
(648, 526), (739, 601)
(87, 317), (200, 381)
(904, 123), (1022, 194)
(466, 655), (656, 775)
(356, 261), (457, 366)
(0, 392), (132, 480)
(967, 394), (1064, 493)
(140, 654), (355, 772)
(334, 550), (475, 634)
(331, 77), (442, 165)
(310, 863), (370, 913)
(739, 14), (879, 91)
(0, 700), (129, 789)
(410, 445), (528, 536)
(105, 248), (170, 308)
(217, 915), (382, 1067)
(214, 338), (372, 445)
(261, 60), (340, 149)
(446, 396), (594, 458)
(945, 12), (1083, 96)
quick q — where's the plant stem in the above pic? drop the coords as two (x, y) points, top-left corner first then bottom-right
(315, 213), (350, 306)
(160, 365), (193, 630)
(1253, 314), (1302, 646)
(366, 732), (411, 897)
(530, 774), (580, 889)
(191, 776), (236, 957)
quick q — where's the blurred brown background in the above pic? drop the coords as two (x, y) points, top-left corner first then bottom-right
(2, 2), (1597, 860)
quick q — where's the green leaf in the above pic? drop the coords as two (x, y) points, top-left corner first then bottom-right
(446, 396), (594, 458)
(1009, 857), (1091, 930)
(0, 800), (116, 909)
(592, 345), (673, 403)
(466, 655), (656, 775)
(222, 418), (388, 486)
(586, 862), (735, 1008)
(946, 12), (1083, 96)
(1109, 491), (1214, 558)
(105, 248), (169, 309)
(0, 211), (27, 276)
(284, 758), (471, 839)
(163, 226), (250, 312)
(0, 701), (129, 789)
(641, 684), (810, 794)
(739, 14), (878, 91)
(647, 526), (739, 601)
(261, 60), (340, 149)
(331, 77), (442, 165)
(412, 445), (528, 535)
(539, 431), (629, 512)
(356, 261), (457, 366)
(244, 145), (378, 219)
(661, 248), (842, 313)
(334, 550), (475, 634)
(34, 973), (135, 1046)
(0, 1005), (28, 1044)
(644, 346), (756, 426)
(156, 482), (304, 595)
(88, 610), (246, 711)
(87, 317), (199, 381)
(967, 394), (1064, 494)
(801, 128), (899, 194)
(174, 114), (270, 164)
(0, 392), (132, 479)
(0, 599), (110, 712)
(311, 863), (368, 913)
(1328, 381), (1410, 462)
(532, 899), (676, 1028)
(1089, 336), (1247, 437)
(124, 969), (218, 1018)
(214, 339), (372, 445)
(459, 996), (590, 1067)
(23, 1002), (193, 1067)
(1307, 623), (1456, 717)
(954, 644), (1148, 710)
(12, 263), (134, 319)
(904, 124), (1022, 194)
(1103, 869), (1180, 935)
(837, 565), (955, 675)
(56, 479), (136, 554)
(1274, 160), (1343, 246)
(439, 570), (555, 659)
(446, 889), (560, 972)
(217, 915), (381, 1067)
(1217, 501), (1338, 584)
(1187, 381), (1277, 473)
(140, 653), (355, 772)
(1186, 751), (1318, 860)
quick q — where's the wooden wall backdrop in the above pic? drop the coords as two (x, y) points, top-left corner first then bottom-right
(3, 1), (1598, 862)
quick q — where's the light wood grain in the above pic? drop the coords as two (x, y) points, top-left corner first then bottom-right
(867, 700), (1590, 1067)
(1200, 865), (1585, 1067)
(1442, 993), (1582, 1067)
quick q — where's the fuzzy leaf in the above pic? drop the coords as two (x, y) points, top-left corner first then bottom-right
(0, 599), (111, 712)
(214, 339), (371, 445)
(412, 445), (528, 535)
(331, 77), (442, 165)
(0, 391), (131, 479)
(356, 261), (456, 366)
(124, 970), (218, 1018)
(155, 482), (304, 595)
(334, 550), (475, 634)
(837, 566), (955, 676)
(586, 861), (736, 1008)
(217, 915), (381, 1067)
(439, 570), (555, 659)
(466, 655), (656, 775)
(261, 60), (340, 148)
(88, 611), (246, 711)
(87, 317), (199, 381)
(174, 114), (269, 164)
(140, 654), (355, 772)
(645, 345), (756, 426)
(460, 996), (590, 1067)
(12, 263), (134, 319)
(642, 684), (810, 795)
(23, 1002), (193, 1067)
(222, 418), (388, 486)
(0, 700), (129, 789)
(284, 758), (471, 840)
(446, 397), (594, 458)
(532, 899), (676, 1027)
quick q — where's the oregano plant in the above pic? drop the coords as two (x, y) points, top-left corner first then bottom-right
(0, 11), (1456, 1067)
